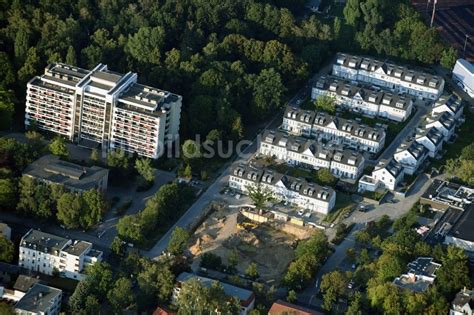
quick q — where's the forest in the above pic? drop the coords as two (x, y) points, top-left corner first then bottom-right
(0, 0), (452, 142)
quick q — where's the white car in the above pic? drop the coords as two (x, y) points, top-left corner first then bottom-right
(298, 209), (305, 216)
(304, 212), (312, 218)
(235, 194), (241, 200)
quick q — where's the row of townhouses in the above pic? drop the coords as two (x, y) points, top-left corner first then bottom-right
(229, 164), (336, 214)
(311, 75), (414, 122)
(282, 107), (386, 153)
(258, 129), (365, 180)
(25, 63), (182, 158)
(19, 229), (103, 280)
(333, 53), (445, 100)
(358, 94), (463, 192)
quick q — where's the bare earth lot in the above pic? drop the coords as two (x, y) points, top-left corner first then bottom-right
(189, 204), (296, 284)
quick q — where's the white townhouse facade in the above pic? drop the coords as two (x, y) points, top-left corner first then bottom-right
(312, 76), (413, 122)
(19, 229), (103, 280)
(25, 63), (182, 158)
(432, 94), (464, 119)
(425, 112), (456, 142)
(229, 164), (336, 215)
(311, 111), (385, 153)
(282, 107), (386, 154)
(394, 141), (429, 175)
(332, 53), (445, 100)
(451, 288), (474, 315)
(358, 158), (404, 192)
(258, 130), (365, 180)
(415, 127), (444, 158)
(452, 59), (474, 98)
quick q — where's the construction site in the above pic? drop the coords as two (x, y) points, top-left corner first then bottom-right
(189, 202), (316, 284)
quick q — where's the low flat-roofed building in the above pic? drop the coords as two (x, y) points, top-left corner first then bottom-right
(445, 204), (474, 254)
(268, 300), (324, 315)
(23, 155), (108, 192)
(13, 275), (40, 293)
(173, 272), (255, 315)
(393, 257), (440, 292)
(420, 179), (474, 211)
(0, 222), (11, 240)
(453, 59), (474, 98)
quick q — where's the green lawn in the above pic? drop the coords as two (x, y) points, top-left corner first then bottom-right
(270, 163), (314, 179)
(324, 192), (355, 224)
(431, 110), (474, 169)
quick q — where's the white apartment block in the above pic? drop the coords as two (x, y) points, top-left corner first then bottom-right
(333, 53), (444, 100)
(425, 112), (456, 142)
(432, 95), (464, 119)
(394, 141), (429, 175)
(282, 107), (386, 154)
(312, 76), (413, 122)
(415, 127), (444, 158)
(25, 63), (182, 158)
(453, 59), (474, 98)
(0, 282), (62, 315)
(259, 129), (365, 180)
(19, 229), (103, 281)
(358, 159), (404, 192)
(229, 164), (336, 215)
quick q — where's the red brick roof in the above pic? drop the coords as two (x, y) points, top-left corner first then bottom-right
(152, 306), (176, 315)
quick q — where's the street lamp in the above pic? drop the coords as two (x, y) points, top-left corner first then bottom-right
(464, 34), (471, 58)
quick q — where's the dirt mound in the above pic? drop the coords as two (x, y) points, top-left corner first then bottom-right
(223, 230), (261, 248)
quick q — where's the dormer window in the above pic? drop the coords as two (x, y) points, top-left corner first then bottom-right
(382, 97), (391, 105)
(361, 61), (369, 69)
(394, 69), (402, 78)
(404, 72), (414, 81)
(348, 60), (357, 68)
(337, 56), (344, 64)
(368, 95), (377, 103)
(416, 76), (426, 84)
(329, 84), (337, 92)
(429, 79), (438, 88)
(396, 101), (404, 109)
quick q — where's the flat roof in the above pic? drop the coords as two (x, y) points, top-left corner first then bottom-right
(176, 272), (253, 302)
(62, 241), (91, 256)
(23, 155), (108, 191)
(448, 204), (474, 242)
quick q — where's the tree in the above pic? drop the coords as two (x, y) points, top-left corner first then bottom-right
(90, 149), (100, 163)
(49, 136), (69, 159)
(0, 236), (14, 262)
(0, 88), (15, 130)
(81, 189), (105, 229)
(320, 270), (349, 311)
(246, 183), (274, 209)
(110, 236), (126, 257)
(0, 302), (15, 315)
(18, 47), (40, 83)
(0, 178), (17, 210)
(107, 149), (130, 170)
(126, 26), (165, 64)
(65, 45), (77, 65)
(167, 227), (189, 255)
(200, 252), (223, 270)
(245, 262), (259, 279)
(117, 215), (144, 243)
(0, 52), (15, 87)
(314, 168), (338, 186)
(375, 253), (405, 282)
(137, 261), (175, 303)
(367, 282), (402, 314)
(182, 139), (201, 160)
(57, 192), (82, 229)
(440, 47), (458, 69)
(346, 291), (363, 315)
(251, 68), (285, 118)
(228, 248), (239, 270)
(107, 277), (135, 312)
(314, 95), (336, 113)
(135, 158), (155, 183)
(436, 246), (470, 297)
(287, 290), (298, 303)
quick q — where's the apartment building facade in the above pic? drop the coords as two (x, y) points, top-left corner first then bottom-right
(282, 107), (386, 154)
(19, 229), (103, 280)
(332, 53), (444, 100)
(432, 95), (464, 119)
(229, 164), (336, 214)
(358, 158), (404, 192)
(25, 63), (182, 158)
(425, 112), (456, 141)
(452, 59), (474, 98)
(312, 76), (413, 122)
(393, 141), (429, 175)
(259, 129), (365, 180)
(415, 127), (444, 158)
